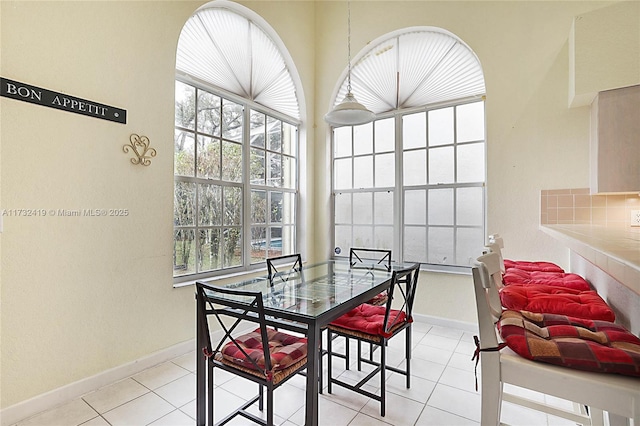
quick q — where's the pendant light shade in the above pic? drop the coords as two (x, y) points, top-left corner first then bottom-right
(324, 0), (374, 127)
(324, 91), (375, 126)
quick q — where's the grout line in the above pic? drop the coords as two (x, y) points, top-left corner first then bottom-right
(26, 324), (545, 426)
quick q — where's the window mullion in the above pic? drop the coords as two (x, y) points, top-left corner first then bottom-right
(194, 89), (200, 274)
(452, 105), (459, 264)
(242, 105), (252, 268)
(395, 114), (403, 262)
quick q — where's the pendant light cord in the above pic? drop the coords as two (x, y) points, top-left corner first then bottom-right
(324, 0), (374, 126)
(347, 0), (352, 93)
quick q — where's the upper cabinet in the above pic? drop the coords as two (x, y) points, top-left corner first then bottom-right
(569, 2), (639, 108)
(590, 85), (640, 194)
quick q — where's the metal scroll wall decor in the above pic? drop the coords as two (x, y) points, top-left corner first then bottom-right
(124, 134), (156, 166)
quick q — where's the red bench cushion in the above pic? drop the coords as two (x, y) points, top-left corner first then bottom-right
(498, 310), (640, 377)
(503, 268), (591, 291)
(504, 259), (564, 273)
(330, 304), (407, 338)
(221, 327), (307, 372)
(499, 284), (615, 322)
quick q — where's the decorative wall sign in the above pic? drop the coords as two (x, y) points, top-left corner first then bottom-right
(124, 134), (156, 166)
(0, 77), (126, 124)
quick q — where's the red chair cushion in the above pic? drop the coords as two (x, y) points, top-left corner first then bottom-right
(221, 327), (307, 372)
(499, 284), (615, 322)
(504, 259), (564, 273)
(503, 268), (591, 291)
(498, 310), (640, 377)
(330, 304), (407, 338)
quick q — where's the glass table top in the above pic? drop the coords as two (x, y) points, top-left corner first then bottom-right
(197, 260), (411, 319)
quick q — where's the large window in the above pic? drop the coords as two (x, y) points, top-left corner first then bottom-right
(174, 82), (298, 278)
(334, 118), (396, 252)
(331, 28), (485, 269)
(174, 5), (301, 281)
(248, 110), (298, 264)
(402, 101), (485, 266)
(174, 82), (244, 275)
(333, 100), (485, 268)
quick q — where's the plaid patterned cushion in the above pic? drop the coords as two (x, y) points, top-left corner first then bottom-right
(499, 284), (615, 322)
(503, 268), (591, 291)
(498, 310), (640, 377)
(504, 259), (564, 273)
(221, 327), (307, 372)
(330, 304), (407, 338)
(367, 292), (388, 306)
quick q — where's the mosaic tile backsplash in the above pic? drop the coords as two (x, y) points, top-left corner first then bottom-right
(541, 188), (640, 227)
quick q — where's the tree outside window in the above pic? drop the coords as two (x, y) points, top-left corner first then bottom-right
(174, 81), (297, 279)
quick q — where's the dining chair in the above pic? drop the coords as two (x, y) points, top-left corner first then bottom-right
(485, 241), (592, 291)
(266, 253), (302, 282)
(348, 248), (393, 369)
(349, 248), (392, 272)
(196, 282), (308, 426)
(488, 234), (564, 273)
(477, 250), (615, 321)
(266, 253), (327, 394)
(472, 253), (640, 425)
(350, 248), (392, 305)
(326, 263), (420, 417)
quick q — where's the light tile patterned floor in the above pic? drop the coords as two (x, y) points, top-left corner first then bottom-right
(13, 321), (580, 426)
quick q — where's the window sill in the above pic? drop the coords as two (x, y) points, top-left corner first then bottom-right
(173, 266), (268, 289)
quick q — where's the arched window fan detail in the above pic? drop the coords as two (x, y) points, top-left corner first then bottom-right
(176, 6), (300, 120)
(330, 29), (486, 114)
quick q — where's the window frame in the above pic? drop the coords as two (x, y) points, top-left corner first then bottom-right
(331, 97), (486, 273)
(173, 74), (300, 285)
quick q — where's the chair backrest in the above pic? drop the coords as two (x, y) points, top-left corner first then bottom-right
(196, 282), (274, 371)
(484, 242), (506, 273)
(476, 251), (504, 319)
(266, 253), (302, 282)
(349, 248), (392, 272)
(382, 263), (420, 334)
(479, 250), (504, 289)
(471, 258), (501, 350)
(488, 233), (504, 249)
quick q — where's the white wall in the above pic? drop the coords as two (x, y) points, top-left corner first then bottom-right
(309, 0), (637, 334)
(0, 0), (634, 415)
(312, 0), (621, 272)
(0, 0), (317, 410)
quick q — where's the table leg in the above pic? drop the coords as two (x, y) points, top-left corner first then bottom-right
(196, 294), (206, 426)
(305, 323), (320, 426)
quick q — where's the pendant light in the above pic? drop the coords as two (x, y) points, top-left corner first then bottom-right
(324, 0), (374, 127)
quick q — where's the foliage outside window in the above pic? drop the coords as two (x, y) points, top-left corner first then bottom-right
(174, 80), (297, 279)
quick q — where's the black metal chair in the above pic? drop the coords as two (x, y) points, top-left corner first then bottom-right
(196, 282), (308, 426)
(349, 248), (392, 274)
(265, 253), (330, 394)
(347, 248), (393, 369)
(326, 263), (420, 417)
(266, 253), (302, 282)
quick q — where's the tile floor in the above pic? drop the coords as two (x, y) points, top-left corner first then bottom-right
(13, 321), (580, 426)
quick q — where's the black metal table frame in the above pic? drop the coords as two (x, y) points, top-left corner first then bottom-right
(195, 262), (398, 426)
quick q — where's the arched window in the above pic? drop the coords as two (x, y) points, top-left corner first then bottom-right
(331, 28), (486, 270)
(174, 2), (302, 282)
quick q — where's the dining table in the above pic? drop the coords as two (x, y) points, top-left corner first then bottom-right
(195, 258), (413, 426)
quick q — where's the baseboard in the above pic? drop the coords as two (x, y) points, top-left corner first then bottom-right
(0, 339), (195, 426)
(412, 313), (479, 334)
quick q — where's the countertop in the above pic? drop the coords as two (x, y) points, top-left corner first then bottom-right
(540, 224), (640, 294)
